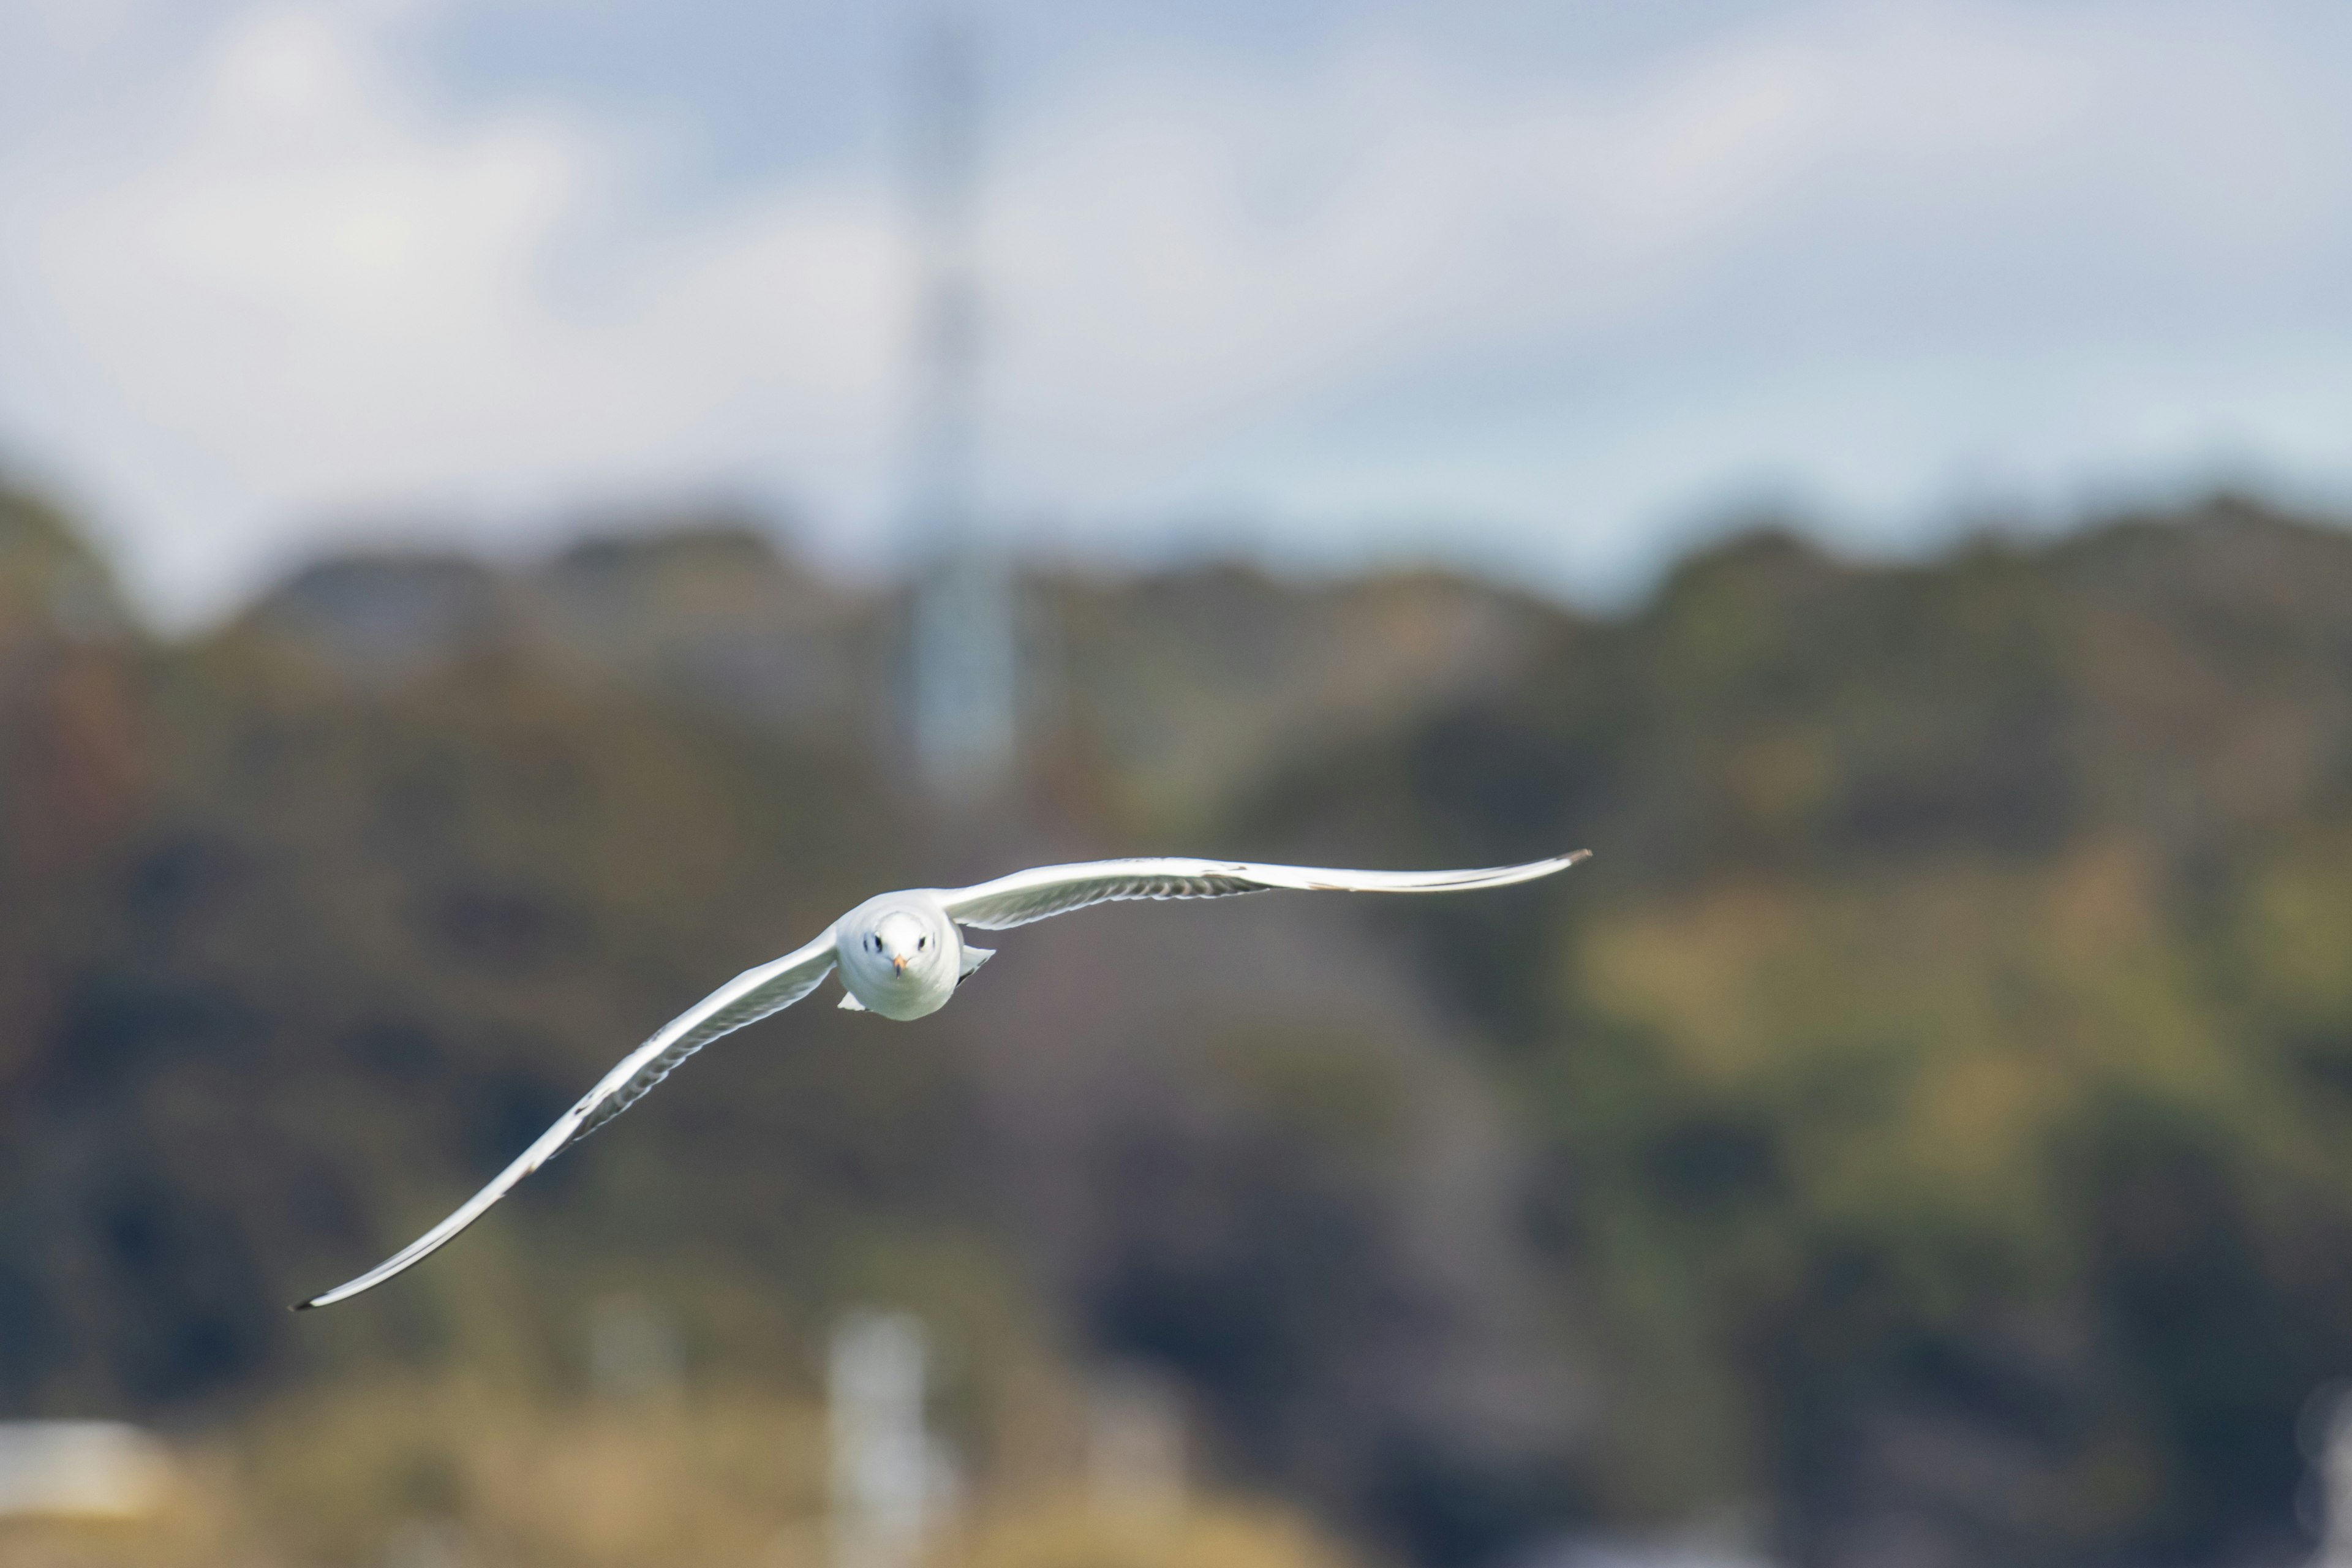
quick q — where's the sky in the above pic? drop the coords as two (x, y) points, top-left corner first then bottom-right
(0, 0), (2347, 623)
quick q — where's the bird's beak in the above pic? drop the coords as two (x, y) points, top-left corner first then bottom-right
(891, 953), (909, 976)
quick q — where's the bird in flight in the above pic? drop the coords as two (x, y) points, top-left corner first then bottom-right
(297, 850), (1589, 1309)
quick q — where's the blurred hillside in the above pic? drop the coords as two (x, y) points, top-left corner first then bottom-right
(6, 480), (2352, 1567)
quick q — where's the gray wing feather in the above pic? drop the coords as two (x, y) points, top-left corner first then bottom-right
(298, 930), (838, 1310)
(939, 851), (1588, 931)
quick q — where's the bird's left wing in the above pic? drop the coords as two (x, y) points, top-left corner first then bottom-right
(938, 850), (1588, 932)
(298, 929), (839, 1310)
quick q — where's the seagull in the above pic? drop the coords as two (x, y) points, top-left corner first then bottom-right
(296, 849), (1589, 1309)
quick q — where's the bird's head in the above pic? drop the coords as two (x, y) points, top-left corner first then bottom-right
(867, 908), (935, 978)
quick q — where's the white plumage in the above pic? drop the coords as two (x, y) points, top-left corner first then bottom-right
(296, 850), (1588, 1310)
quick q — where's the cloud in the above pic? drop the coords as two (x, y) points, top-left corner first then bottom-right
(3, 1), (900, 617)
(0, 0), (2347, 620)
(978, 1), (2352, 541)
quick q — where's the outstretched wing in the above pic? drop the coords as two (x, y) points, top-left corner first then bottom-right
(938, 850), (1588, 932)
(298, 930), (839, 1310)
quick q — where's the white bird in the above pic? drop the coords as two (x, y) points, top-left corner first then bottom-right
(296, 849), (1589, 1310)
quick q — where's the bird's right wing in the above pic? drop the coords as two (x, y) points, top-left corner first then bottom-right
(939, 850), (1588, 931)
(298, 929), (839, 1310)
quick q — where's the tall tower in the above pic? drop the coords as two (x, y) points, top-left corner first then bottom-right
(903, 0), (1018, 797)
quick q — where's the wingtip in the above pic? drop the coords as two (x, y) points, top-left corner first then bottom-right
(1566, 848), (1593, 865)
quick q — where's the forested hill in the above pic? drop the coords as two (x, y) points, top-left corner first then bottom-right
(6, 481), (2352, 1567)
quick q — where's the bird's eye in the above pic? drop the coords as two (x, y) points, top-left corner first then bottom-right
(918, 937), (928, 950)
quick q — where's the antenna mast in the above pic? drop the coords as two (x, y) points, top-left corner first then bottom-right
(904, 0), (1017, 797)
